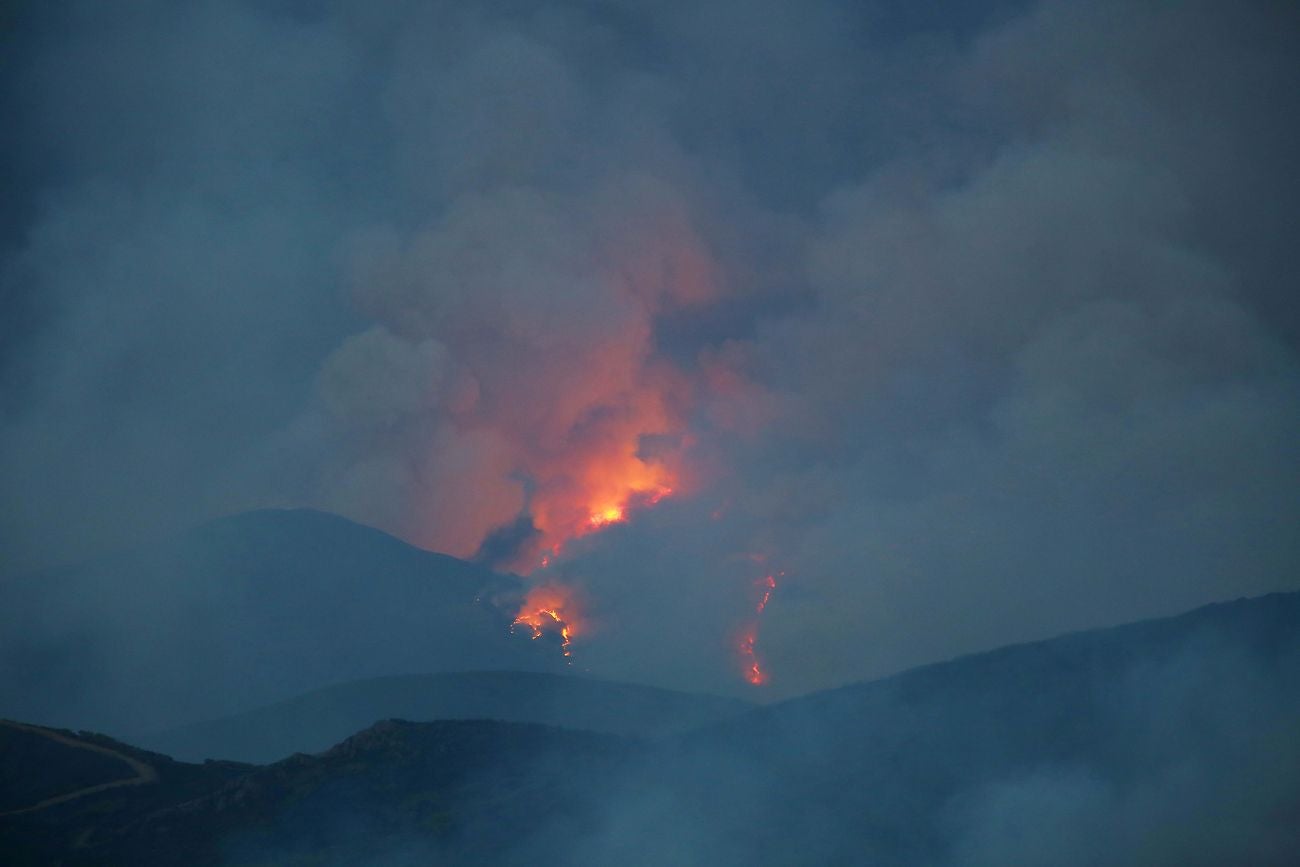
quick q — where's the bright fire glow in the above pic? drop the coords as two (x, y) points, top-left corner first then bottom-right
(511, 584), (581, 659)
(506, 374), (688, 575)
(588, 504), (626, 528)
(584, 484), (674, 531)
(756, 573), (776, 614)
(738, 571), (779, 686)
(739, 631), (767, 685)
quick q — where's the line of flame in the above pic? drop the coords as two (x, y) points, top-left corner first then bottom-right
(739, 571), (780, 686)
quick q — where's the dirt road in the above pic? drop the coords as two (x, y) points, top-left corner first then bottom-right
(0, 719), (158, 816)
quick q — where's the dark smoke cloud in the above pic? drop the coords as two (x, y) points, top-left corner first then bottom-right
(2, 0), (1298, 698)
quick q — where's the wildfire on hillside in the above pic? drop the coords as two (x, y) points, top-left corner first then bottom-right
(740, 631), (767, 686)
(738, 571), (780, 686)
(511, 583), (582, 659)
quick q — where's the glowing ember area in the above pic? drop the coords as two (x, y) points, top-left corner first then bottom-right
(511, 584), (581, 659)
(587, 504), (625, 529)
(520, 450), (681, 572)
(738, 572), (779, 686)
(508, 472), (675, 663)
(740, 631), (767, 686)
(585, 484), (673, 530)
(463, 367), (690, 577)
(511, 454), (680, 573)
(756, 574), (776, 614)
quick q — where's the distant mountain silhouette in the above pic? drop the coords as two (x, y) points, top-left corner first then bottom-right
(134, 670), (753, 763)
(2, 591), (1297, 865)
(0, 720), (247, 864)
(0, 509), (563, 734)
(132, 719), (637, 867)
(646, 590), (1300, 865)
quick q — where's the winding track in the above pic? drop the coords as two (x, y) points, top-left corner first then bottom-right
(0, 719), (158, 816)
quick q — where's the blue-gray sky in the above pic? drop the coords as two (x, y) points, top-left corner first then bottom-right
(2, 0), (1298, 697)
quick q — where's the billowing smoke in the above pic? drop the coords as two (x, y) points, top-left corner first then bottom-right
(2, 0), (1298, 699)
(316, 176), (716, 567)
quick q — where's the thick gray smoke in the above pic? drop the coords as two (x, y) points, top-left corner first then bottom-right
(2, 0), (1298, 698)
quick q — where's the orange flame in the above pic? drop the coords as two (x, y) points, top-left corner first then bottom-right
(492, 360), (691, 575)
(522, 472), (677, 572)
(511, 453), (678, 663)
(584, 484), (675, 531)
(587, 504), (626, 529)
(511, 584), (581, 659)
(756, 573), (776, 614)
(739, 631), (767, 685)
(738, 571), (779, 686)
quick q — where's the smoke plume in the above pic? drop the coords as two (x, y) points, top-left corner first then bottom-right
(1, 0), (1298, 697)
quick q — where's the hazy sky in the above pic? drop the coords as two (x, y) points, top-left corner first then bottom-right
(2, 0), (1298, 697)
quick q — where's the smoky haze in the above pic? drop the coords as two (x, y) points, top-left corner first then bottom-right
(1, 0), (1298, 701)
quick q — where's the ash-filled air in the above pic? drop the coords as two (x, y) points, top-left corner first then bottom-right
(1, 0), (1298, 700)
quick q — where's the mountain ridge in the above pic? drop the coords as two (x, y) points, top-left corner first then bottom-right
(134, 669), (753, 763)
(3, 588), (1297, 865)
(0, 508), (562, 734)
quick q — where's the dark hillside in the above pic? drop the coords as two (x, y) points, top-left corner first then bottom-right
(3, 591), (1297, 866)
(0, 722), (248, 866)
(633, 591), (1300, 865)
(3, 719), (637, 867)
(136, 670), (752, 763)
(0, 509), (562, 734)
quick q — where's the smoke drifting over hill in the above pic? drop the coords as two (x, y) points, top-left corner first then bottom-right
(2, 0), (1298, 696)
(4, 593), (1298, 866)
